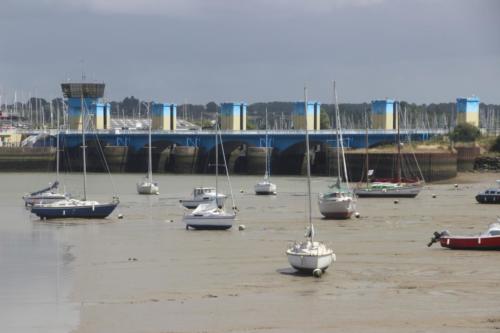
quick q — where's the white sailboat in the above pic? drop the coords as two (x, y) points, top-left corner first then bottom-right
(179, 187), (226, 209)
(318, 81), (356, 219)
(23, 104), (68, 206)
(183, 110), (236, 230)
(137, 103), (159, 195)
(354, 102), (423, 198)
(286, 87), (336, 277)
(255, 108), (277, 195)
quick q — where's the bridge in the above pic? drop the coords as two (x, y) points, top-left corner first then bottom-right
(24, 129), (449, 176)
(51, 129), (444, 152)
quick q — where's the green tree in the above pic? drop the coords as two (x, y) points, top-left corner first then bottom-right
(320, 109), (331, 129)
(449, 123), (481, 142)
(491, 135), (500, 153)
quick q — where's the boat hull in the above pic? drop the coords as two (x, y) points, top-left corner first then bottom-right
(354, 186), (421, 198)
(318, 197), (355, 219)
(286, 252), (335, 272)
(31, 203), (118, 219)
(255, 182), (277, 195)
(440, 236), (500, 250)
(475, 194), (500, 204)
(183, 213), (235, 230)
(137, 183), (159, 195)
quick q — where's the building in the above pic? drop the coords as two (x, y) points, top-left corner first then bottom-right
(371, 99), (396, 130)
(292, 101), (321, 130)
(220, 102), (247, 131)
(456, 97), (479, 127)
(61, 83), (111, 130)
(151, 103), (177, 131)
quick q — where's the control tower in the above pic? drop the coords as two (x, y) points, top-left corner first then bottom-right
(61, 83), (111, 130)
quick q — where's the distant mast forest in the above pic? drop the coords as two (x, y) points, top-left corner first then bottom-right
(0, 96), (499, 131)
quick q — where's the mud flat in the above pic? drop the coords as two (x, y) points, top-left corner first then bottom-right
(60, 172), (500, 333)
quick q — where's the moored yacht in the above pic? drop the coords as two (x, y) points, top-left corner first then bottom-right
(180, 187), (226, 209)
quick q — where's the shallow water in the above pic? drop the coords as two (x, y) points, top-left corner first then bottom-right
(2, 172), (500, 332)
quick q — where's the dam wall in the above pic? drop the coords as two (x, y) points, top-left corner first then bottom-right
(0, 146), (458, 182)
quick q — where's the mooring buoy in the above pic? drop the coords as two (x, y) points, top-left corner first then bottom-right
(313, 269), (322, 278)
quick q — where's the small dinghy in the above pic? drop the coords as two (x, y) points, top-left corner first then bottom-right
(428, 221), (500, 250)
(23, 181), (67, 206)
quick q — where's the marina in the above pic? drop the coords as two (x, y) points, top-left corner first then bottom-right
(1, 0), (499, 331)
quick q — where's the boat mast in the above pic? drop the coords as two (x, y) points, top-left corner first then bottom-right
(334, 81), (341, 188)
(81, 95), (87, 201)
(396, 101), (401, 183)
(147, 102), (153, 183)
(56, 100), (60, 181)
(365, 109), (369, 188)
(265, 107), (269, 179)
(304, 86), (313, 242)
(215, 105), (219, 206)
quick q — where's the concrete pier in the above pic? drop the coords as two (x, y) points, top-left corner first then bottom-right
(103, 146), (128, 173)
(246, 147), (273, 175)
(172, 146), (198, 173)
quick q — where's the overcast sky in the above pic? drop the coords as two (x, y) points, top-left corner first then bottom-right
(0, 0), (499, 104)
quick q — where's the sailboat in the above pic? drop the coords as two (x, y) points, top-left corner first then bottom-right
(255, 107), (277, 195)
(30, 96), (119, 219)
(183, 110), (236, 230)
(318, 82), (356, 219)
(354, 102), (423, 198)
(137, 104), (159, 194)
(286, 87), (336, 277)
(23, 105), (68, 206)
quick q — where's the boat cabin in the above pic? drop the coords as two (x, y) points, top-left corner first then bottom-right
(193, 187), (216, 197)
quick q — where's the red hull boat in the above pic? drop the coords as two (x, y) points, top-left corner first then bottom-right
(428, 223), (500, 250)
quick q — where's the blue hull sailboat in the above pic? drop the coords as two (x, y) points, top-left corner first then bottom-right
(30, 91), (119, 220)
(31, 199), (118, 219)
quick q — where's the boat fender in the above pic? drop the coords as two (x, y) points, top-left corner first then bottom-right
(355, 212), (360, 218)
(313, 269), (322, 278)
(118, 214), (124, 219)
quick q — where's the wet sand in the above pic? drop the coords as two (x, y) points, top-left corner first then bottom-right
(69, 172), (500, 333)
(2, 172), (500, 332)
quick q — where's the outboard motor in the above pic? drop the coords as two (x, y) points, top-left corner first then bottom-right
(427, 230), (449, 247)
